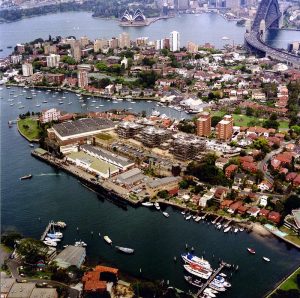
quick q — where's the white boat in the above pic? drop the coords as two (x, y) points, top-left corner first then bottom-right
(195, 216), (201, 222)
(222, 36), (230, 40)
(42, 100), (48, 103)
(234, 228), (239, 233)
(43, 240), (57, 247)
(181, 253), (211, 270)
(47, 232), (63, 239)
(45, 237), (61, 242)
(181, 211), (186, 215)
(204, 289), (216, 297)
(75, 241), (87, 247)
(162, 212), (169, 218)
(213, 275), (231, 287)
(186, 215), (192, 220)
(263, 257), (270, 262)
(151, 110), (160, 117)
(56, 221), (67, 228)
(209, 282), (226, 292)
(142, 202), (153, 207)
(115, 246), (134, 254)
(154, 202), (160, 210)
(219, 273), (227, 277)
(224, 227), (231, 233)
(104, 235), (112, 245)
(183, 264), (212, 280)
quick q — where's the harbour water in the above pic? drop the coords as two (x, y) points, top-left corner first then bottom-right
(0, 12), (299, 58)
(1, 86), (300, 297)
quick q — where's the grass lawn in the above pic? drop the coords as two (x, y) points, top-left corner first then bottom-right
(280, 226), (300, 247)
(212, 112), (289, 130)
(96, 133), (113, 141)
(279, 267), (300, 291)
(18, 118), (41, 141)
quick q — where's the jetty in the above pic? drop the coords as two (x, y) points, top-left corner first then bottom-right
(40, 221), (66, 241)
(195, 262), (226, 297)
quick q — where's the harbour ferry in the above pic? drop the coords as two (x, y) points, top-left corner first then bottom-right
(115, 246), (134, 254)
(104, 235), (112, 245)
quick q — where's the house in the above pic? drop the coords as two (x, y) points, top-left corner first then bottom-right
(215, 157), (229, 170)
(225, 164), (238, 178)
(259, 195), (268, 207)
(268, 211), (281, 224)
(214, 187), (228, 201)
(258, 180), (273, 192)
(221, 199), (234, 209)
(247, 206), (260, 217)
(237, 205), (248, 215)
(241, 161), (257, 173)
(228, 201), (243, 214)
(259, 209), (270, 218)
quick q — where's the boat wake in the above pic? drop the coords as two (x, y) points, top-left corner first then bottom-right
(36, 173), (61, 177)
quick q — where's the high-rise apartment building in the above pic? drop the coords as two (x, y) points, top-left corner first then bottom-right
(94, 39), (108, 53)
(71, 41), (82, 62)
(170, 31), (180, 52)
(44, 43), (57, 55)
(80, 36), (90, 47)
(22, 63), (33, 77)
(119, 32), (130, 49)
(216, 115), (233, 141)
(46, 54), (60, 68)
(77, 70), (88, 88)
(108, 37), (119, 49)
(187, 41), (198, 54)
(196, 112), (211, 137)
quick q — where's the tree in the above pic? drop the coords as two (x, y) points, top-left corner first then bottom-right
(211, 115), (223, 127)
(142, 57), (155, 67)
(253, 137), (271, 154)
(284, 195), (300, 214)
(61, 55), (76, 65)
(263, 119), (279, 130)
(246, 107), (254, 116)
(1, 231), (22, 248)
(138, 71), (159, 88)
(95, 61), (108, 72)
(157, 190), (168, 199)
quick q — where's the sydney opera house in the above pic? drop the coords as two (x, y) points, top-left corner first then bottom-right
(120, 9), (148, 26)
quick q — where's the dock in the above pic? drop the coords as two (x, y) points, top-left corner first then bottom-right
(195, 262), (226, 297)
(41, 222), (54, 241)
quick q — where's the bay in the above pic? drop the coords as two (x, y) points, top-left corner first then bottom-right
(1, 85), (300, 298)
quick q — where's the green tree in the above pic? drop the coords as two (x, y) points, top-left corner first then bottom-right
(211, 115), (223, 127)
(1, 232), (22, 248)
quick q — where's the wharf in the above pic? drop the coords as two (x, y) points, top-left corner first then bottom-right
(31, 150), (140, 206)
(195, 262), (226, 297)
(41, 221), (65, 241)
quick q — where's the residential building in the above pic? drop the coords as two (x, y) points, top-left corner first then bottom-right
(71, 41), (81, 62)
(140, 126), (172, 148)
(108, 37), (118, 49)
(196, 112), (211, 137)
(46, 54), (60, 67)
(22, 63), (33, 77)
(117, 121), (143, 138)
(119, 32), (130, 48)
(187, 41), (198, 54)
(216, 115), (233, 141)
(94, 39), (108, 52)
(170, 31), (180, 52)
(80, 36), (90, 47)
(16, 43), (25, 54)
(44, 43), (57, 55)
(77, 70), (88, 88)
(40, 108), (61, 123)
(10, 55), (22, 64)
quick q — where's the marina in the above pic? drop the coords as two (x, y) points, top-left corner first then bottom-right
(1, 86), (300, 297)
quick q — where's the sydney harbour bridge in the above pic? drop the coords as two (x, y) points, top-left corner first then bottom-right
(244, 0), (300, 69)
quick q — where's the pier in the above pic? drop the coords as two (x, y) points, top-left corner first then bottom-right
(195, 262), (226, 297)
(41, 222), (54, 241)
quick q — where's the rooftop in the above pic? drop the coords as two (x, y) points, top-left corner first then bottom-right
(7, 282), (35, 298)
(54, 245), (86, 269)
(53, 118), (115, 138)
(30, 288), (58, 298)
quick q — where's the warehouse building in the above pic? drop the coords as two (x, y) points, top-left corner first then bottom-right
(54, 245), (86, 269)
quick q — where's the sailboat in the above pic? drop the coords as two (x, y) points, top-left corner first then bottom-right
(68, 97), (72, 105)
(36, 98), (41, 107)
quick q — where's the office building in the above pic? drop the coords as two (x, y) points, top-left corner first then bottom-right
(216, 115), (233, 141)
(77, 70), (88, 88)
(119, 32), (130, 48)
(22, 63), (33, 77)
(196, 112), (211, 137)
(170, 31), (180, 52)
(46, 54), (60, 67)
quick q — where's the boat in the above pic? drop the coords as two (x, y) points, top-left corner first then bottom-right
(154, 202), (160, 210)
(10, 103), (14, 106)
(239, 227), (244, 232)
(162, 212), (169, 218)
(26, 96), (32, 99)
(209, 282), (226, 292)
(56, 221), (67, 228)
(204, 289), (216, 297)
(224, 227), (231, 233)
(181, 253), (211, 270)
(20, 174), (32, 180)
(115, 246), (134, 254)
(213, 275), (231, 287)
(181, 211), (186, 215)
(43, 240), (57, 247)
(42, 100), (48, 103)
(186, 215), (192, 220)
(104, 235), (112, 245)
(184, 275), (203, 288)
(234, 228), (239, 233)
(263, 257), (270, 262)
(247, 248), (255, 254)
(195, 216), (201, 222)
(45, 237), (61, 242)
(29, 144), (34, 148)
(183, 264), (212, 280)
(151, 109), (160, 117)
(219, 273), (227, 277)
(59, 101), (64, 105)
(47, 232), (63, 239)
(222, 36), (230, 40)
(63, 245), (69, 248)
(75, 241), (87, 247)
(142, 202), (153, 207)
